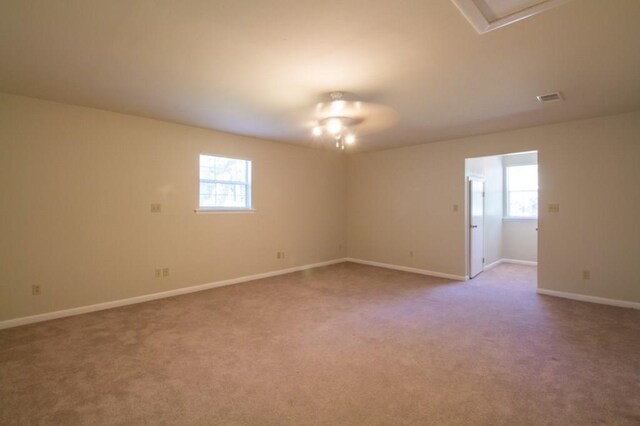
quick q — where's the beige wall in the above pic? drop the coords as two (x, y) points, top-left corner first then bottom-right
(502, 220), (538, 262)
(347, 110), (640, 302)
(2, 92), (639, 323)
(0, 93), (347, 321)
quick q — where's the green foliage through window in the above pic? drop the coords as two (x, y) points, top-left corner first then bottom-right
(506, 165), (537, 217)
(199, 155), (252, 209)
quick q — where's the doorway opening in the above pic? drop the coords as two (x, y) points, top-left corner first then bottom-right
(464, 151), (538, 280)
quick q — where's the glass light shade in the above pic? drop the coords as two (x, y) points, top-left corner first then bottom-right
(327, 118), (342, 134)
(331, 100), (346, 112)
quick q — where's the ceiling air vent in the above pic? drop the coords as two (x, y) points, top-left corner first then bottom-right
(537, 92), (563, 103)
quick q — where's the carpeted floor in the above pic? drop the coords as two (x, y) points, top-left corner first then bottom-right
(1, 262), (639, 425)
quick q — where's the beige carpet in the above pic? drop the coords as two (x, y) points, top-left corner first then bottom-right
(1, 262), (639, 425)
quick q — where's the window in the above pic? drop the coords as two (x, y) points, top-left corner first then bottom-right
(199, 154), (252, 210)
(505, 164), (538, 218)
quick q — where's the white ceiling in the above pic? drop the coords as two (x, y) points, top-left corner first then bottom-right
(1, 0), (639, 152)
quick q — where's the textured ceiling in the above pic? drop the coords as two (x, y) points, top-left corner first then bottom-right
(1, 0), (639, 151)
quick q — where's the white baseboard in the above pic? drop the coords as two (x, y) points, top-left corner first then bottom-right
(345, 258), (466, 281)
(0, 258), (349, 330)
(484, 259), (503, 270)
(485, 258), (538, 271)
(537, 288), (640, 310)
(502, 258), (538, 266)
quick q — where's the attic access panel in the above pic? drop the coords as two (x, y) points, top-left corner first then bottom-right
(452, 0), (574, 34)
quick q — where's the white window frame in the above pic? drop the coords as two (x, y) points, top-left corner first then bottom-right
(197, 154), (253, 213)
(504, 163), (538, 219)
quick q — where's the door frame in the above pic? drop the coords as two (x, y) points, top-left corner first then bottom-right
(463, 151), (540, 282)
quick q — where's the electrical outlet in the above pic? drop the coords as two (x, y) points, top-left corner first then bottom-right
(32, 285), (41, 296)
(582, 270), (590, 280)
(155, 269), (162, 278)
(548, 203), (560, 213)
(150, 203), (162, 213)
(162, 267), (170, 277)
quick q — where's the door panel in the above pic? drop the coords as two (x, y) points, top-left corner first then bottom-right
(469, 178), (484, 278)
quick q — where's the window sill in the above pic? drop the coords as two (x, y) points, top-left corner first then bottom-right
(194, 208), (256, 214)
(503, 217), (537, 221)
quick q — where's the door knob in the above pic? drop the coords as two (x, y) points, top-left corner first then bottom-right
(471, 225), (478, 229)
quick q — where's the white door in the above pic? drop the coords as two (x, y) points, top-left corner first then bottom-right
(469, 178), (484, 278)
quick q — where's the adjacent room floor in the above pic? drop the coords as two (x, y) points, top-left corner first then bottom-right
(1, 263), (639, 425)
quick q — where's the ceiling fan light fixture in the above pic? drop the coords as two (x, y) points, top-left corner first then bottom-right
(308, 91), (397, 150)
(345, 134), (356, 145)
(326, 118), (343, 134)
(331, 100), (346, 112)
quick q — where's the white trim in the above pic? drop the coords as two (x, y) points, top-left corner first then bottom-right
(345, 258), (466, 281)
(484, 258), (538, 270)
(0, 258), (348, 330)
(502, 258), (537, 266)
(452, 0), (574, 34)
(484, 259), (503, 271)
(537, 288), (640, 310)
(194, 208), (256, 214)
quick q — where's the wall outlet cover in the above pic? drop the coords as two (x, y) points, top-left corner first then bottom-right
(548, 203), (560, 213)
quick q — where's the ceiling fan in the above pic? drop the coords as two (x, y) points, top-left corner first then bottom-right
(309, 92), (398, 150)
